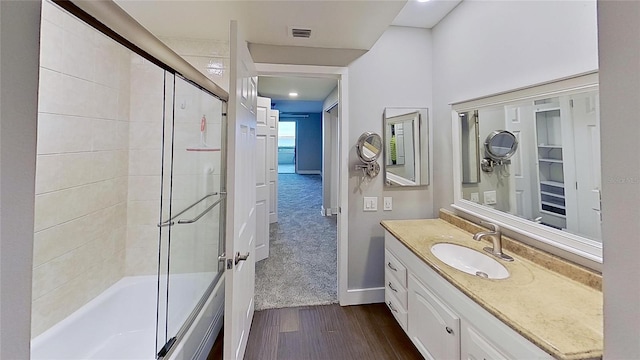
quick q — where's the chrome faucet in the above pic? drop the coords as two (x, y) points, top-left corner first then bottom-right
(473, 221), (514, 262)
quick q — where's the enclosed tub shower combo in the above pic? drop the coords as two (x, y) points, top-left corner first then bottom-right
(31, 1), (228, 358)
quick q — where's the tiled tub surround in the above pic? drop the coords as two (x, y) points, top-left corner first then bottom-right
(33, 0), (130, 337)
(33, 0), (224, 338)
(380, 213), (603, 360)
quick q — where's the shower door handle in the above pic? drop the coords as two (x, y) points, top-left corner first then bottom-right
(235, 251), (250, 265)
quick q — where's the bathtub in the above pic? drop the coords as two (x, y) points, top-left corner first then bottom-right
(31, 273), (224, 360)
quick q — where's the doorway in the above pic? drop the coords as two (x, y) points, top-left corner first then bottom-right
(255, 65), (348, 307)
(278, 120), (296, 174)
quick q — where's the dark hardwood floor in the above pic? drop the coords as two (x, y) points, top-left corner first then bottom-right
(207, 303), (422, 360)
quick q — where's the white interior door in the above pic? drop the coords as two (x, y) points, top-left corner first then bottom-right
(570, 91), (602, 239)
(255, 96), (270, 262)
(269, 107), (279, 223)
(506, 104), (537, 220)
(224, 20), (257, 360)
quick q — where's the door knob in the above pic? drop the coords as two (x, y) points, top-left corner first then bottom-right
(235, 251), (250, 265)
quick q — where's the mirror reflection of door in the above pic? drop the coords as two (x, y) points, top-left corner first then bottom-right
(505, 104), (537, 221)
(385, 111), (418, 183)
(568, 92), (601, 240)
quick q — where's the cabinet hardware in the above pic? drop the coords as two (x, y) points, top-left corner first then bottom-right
(387, 262), (398, 271)
(388, 282), (398, 292)
(388, 301), (398, 313)
(445, 326), (454, 334)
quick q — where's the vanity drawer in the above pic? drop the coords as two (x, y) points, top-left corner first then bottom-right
(385, 288), (408, 331)
(385, 249), (407, 287)
(385, 272), (408, 309)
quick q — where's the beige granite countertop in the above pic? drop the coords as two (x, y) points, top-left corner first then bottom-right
(380, 218), (603, 360)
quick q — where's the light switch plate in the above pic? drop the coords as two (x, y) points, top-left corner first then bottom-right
(484, 190), (497, 205)
(364, 197), (378, 211)
(383, 197), (392, 211)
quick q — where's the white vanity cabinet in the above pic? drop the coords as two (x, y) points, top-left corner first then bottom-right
(384, 231), (553, 360)
(408, 274), (460, 360)
(385, 249), (408, 330)
(461, 323), (510, 360)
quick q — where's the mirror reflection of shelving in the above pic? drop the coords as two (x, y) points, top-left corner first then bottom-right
(535, 102), (566, 229)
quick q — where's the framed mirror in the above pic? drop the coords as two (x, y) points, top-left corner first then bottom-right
(452, 72), (602, 263)
(383, 107), (429, 187)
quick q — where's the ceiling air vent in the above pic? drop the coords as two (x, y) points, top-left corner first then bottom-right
(290, 27), (312, 39)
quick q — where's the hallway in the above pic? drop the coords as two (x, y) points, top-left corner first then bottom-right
(254, 174), (337, 310)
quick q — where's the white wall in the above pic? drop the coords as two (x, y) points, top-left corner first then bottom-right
(431, 0), (599, 213)
(0, 1), (40, 358)
(598, 1), (640, 357)
(347, 26), (433, 291)
(296, 113), (323, 173)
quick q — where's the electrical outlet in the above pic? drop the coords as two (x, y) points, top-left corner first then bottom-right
(364, 197), (378, 212)
(470, 193), (479, 203)
(484, 190), (497, 205)
(383, 197), (392, 211)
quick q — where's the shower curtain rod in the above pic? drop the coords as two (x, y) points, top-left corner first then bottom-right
(54, 0), (229, 102)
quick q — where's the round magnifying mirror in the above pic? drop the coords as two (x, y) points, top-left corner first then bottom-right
(356, 132), (382, 163)
(484, 130), (518, 161)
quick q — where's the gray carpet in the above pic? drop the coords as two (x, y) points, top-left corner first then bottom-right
(254, 174), (338, 310)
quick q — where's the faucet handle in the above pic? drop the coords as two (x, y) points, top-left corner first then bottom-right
(480, 220), (500, 232)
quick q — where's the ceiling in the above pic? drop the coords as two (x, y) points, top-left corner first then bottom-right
(393, 0), (461, 28)
(258, 76), (338, 102)
(116, 0), (461, 101)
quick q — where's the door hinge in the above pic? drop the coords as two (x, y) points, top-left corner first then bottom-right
(570, 99), (574, 108)
(227, 259), (233, 269)
(157, 336), (177, 358)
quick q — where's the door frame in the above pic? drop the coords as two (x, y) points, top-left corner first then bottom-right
(255, 63), (349, 305)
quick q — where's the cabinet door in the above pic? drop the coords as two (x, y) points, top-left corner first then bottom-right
(408, 274), (460, 360)
(461, 323), (508, 360)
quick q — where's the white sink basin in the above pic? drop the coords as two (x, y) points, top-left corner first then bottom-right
(431, 243), (510, 279)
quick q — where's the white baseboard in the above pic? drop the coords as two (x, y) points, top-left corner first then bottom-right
(297, 170), (322, 175)
(321, 206), (337, 216)
(340, 287), (385, 306)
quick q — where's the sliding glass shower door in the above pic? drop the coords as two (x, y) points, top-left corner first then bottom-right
(156, 75), (226, 357)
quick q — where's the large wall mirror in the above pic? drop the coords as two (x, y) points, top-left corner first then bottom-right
(383, 107), (429, 187)
(451, 72), (602, 263)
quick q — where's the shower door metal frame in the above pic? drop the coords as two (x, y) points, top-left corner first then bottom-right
(157, 74), (228, 359)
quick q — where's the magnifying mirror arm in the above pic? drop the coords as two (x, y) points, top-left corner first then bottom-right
(355, 161), (380, 178)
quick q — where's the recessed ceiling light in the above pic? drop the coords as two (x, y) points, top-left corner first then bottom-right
(417, 0), (430, 2)
(289, 92), (298, 97)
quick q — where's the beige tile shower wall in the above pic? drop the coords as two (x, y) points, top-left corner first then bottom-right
(160, 37), (230, 92)
(125, 55), (167, 275)
(31, 1), (130, 338)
